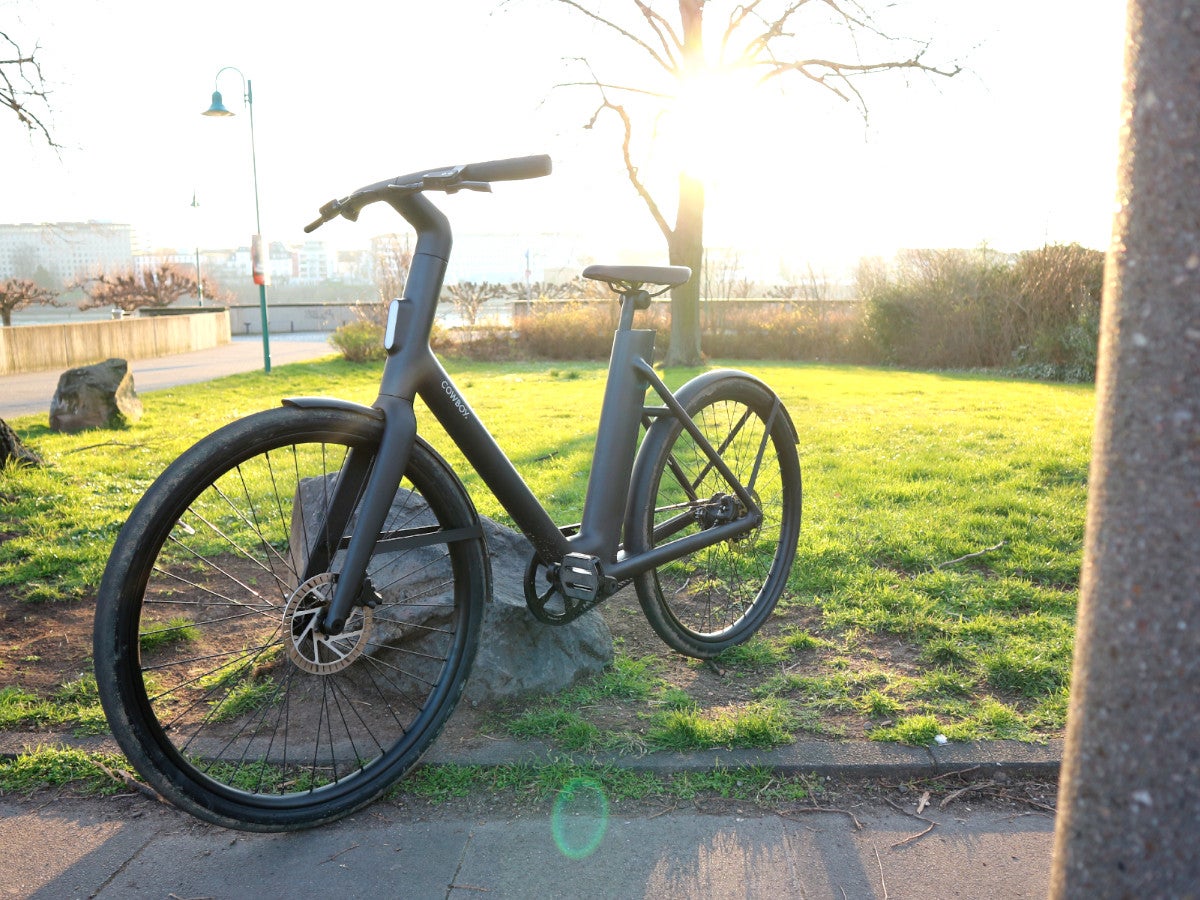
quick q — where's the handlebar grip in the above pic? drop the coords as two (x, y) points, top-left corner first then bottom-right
(303, 217), (326, 234)
(459, 154), (552, 183)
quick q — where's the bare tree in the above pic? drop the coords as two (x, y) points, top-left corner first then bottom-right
(534, 0), (959, 365)
(703, 250), (755, 300)
(770, 263), (833, 303)
(1, 28), (55, 147)
(443, 281), (511, 327)
(0, 277), (59, 326)
(374, 234), (413, 304)
(75, 263), (230, 313)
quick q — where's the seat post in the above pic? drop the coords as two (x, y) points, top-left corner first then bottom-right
(618, 287), (650, 331)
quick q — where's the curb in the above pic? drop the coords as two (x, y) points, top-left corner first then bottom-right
(422, 737), (1063, 781)
(1, 731), (1062, 783)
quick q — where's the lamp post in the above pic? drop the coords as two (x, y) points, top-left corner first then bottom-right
(203, 66), (271, 373)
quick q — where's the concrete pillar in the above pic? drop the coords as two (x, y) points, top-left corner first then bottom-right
(1050, 1), (1200, 895)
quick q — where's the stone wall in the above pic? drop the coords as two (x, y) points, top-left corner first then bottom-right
(0, 310), (231, 375)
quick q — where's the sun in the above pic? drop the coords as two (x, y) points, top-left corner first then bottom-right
(651, 65), (774, 182)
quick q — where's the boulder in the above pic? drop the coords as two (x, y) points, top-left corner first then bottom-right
(289, 477), (613, 704)
(466, 516), (614, 704)
(49, 358), (142, 433)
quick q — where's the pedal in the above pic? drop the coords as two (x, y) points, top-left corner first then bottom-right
(558, 553), (602, 602)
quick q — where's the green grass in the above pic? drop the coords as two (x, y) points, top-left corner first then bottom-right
(0, 677), (108, 735)
(0, 745), (818, 806)
(0, 747), (132, 796)
(398, 760), (813, 805)
(2, 357), (1092, 745)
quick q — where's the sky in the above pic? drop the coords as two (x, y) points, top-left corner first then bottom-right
(2, 0), (1128, 281)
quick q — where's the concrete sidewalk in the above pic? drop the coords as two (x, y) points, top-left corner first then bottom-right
(0, 333), (336, 421)
(0, 731), (1060, 898)
(0, 790), (1055, 899)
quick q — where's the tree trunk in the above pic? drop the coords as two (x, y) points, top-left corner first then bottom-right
(1, 417), (42, 467)
(662, 0), (706, 368)
(665, 172), (704, 366)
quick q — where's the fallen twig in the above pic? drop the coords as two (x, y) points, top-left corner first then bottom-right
(939, 780), (1000, 809)
(883, 796), (938, 848)
(916, 791), (930, 815)
(994, 790), (1057, 815)
(778, 805), (864, 831)
(936, 541), (1007, 569)
(62, 441), (150, 455)
(321, 842), (360, 864)
(875, 845), (889, 899)
(93, 760), (165, 803)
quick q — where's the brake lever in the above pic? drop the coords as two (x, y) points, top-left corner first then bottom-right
(444, 181), (492, 195)
(304, 197), (346, 233)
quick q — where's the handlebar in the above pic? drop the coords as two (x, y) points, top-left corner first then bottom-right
(304, 153), (552, 233)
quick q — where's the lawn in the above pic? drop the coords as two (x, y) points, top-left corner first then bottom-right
(0, 356), (1093, 748)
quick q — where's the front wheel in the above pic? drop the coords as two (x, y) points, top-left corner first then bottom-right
(93, 405), (488, 831)
(627, 374), (801, 658)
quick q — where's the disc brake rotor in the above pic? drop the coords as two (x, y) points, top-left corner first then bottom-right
(283, 573), (374, 675)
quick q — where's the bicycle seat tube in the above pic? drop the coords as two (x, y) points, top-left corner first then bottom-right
(568, 292), (656, 561)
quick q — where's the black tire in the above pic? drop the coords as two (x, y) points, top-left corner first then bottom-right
(94, 406), (487, 831)
(627, 374), (801, 658)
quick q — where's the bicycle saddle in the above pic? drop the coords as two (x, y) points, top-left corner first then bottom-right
(582, 265), (692, 289)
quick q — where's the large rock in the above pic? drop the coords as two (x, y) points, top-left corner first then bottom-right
(49, 358), (142, 433)
(466, 516), (613, 704)
(289, 477), (613, 704)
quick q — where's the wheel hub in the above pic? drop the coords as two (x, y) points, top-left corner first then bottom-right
(283, 573), (374, 675)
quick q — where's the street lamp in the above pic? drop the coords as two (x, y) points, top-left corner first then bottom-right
(203, 66), (271, 373)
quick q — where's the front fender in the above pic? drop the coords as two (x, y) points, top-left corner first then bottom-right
(283, 396), (384, 419)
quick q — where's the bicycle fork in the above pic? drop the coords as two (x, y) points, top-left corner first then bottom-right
(314, 393), (417, 635)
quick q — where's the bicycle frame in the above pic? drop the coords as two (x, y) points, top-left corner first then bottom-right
(314, 191), (764, 634)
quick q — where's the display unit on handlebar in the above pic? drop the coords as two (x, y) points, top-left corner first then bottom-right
(93, 154), (802, 831)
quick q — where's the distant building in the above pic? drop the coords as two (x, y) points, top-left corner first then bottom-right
(294, 240), (338, 284)
(0, 222), (134, 286)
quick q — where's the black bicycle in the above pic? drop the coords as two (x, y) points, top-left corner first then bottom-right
(93, 155), (802, 831)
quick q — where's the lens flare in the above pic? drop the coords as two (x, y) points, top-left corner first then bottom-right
(550, 777), (610, 860)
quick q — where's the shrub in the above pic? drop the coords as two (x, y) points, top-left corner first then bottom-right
(513, 301), (665, 361)
(701, 303), (871, 363)
(329, 320), (386, 363)
(856, 243), (1104, 379)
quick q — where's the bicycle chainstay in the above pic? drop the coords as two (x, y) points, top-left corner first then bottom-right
(522, 552), (625, 625)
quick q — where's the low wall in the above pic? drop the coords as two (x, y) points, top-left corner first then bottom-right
(0, 310), (232, 375)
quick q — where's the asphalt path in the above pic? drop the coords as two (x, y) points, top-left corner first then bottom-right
(0, 333), (336, 421)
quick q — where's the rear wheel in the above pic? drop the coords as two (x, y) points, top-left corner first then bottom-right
(628, 375), (801, 658)
(94, 406), (487, 831)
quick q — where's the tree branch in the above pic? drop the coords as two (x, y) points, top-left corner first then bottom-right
(0, 29), (57, 148)
(735, 1), (813, 66)
(594, 97), (674, 244)
(634, 0), (683, 69)
(542, 0), (676, 74)
(756, 52), (960, 120)
(556, 77), (671, 100)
